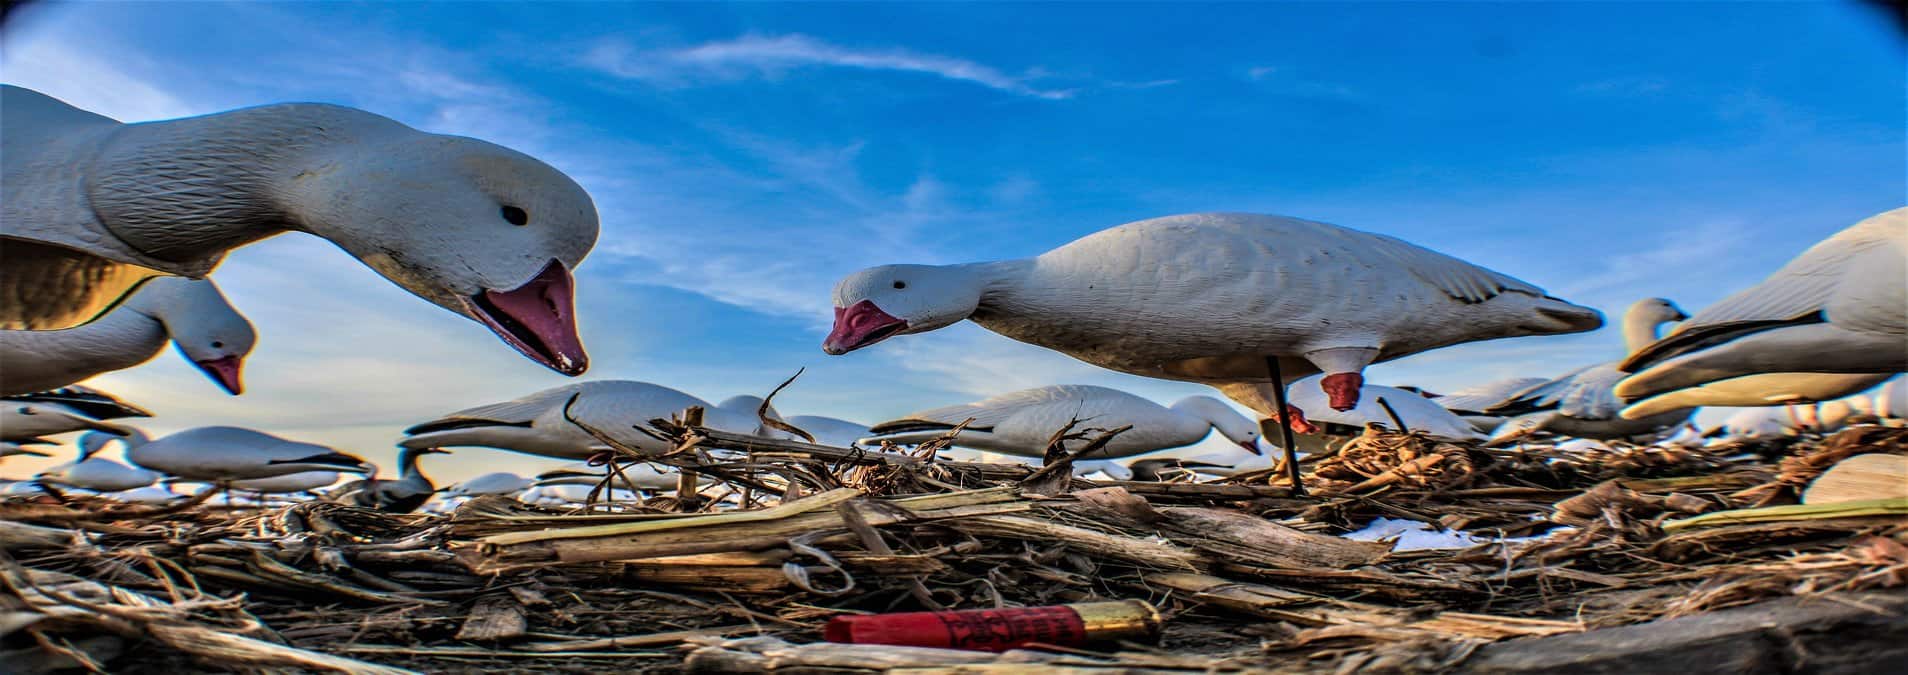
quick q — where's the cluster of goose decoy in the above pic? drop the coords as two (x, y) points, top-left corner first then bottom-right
(2, 87), (1904, 511)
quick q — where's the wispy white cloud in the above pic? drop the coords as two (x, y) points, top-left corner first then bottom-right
(584, 33), (1077, 100)
(0, 37), (211, 120)
(1574, 76), (1670, 97)
(1240, 63), (1363, 101)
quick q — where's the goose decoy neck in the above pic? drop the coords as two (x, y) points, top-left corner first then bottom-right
(1621, 298), (1688, 355)
(89, 104), (410, 265)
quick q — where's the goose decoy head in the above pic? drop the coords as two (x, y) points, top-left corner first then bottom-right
(134, 278), (257, 395)
(286, 135), (597, 376)
(824, 264), (981, 354)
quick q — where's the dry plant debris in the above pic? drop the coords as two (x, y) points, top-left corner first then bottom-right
(2, 423), (1905, 673)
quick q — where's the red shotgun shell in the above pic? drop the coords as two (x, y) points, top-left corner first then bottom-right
(823, 600), (1161, 652)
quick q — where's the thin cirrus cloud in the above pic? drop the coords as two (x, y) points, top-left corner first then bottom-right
(584, 33), (1077, 100)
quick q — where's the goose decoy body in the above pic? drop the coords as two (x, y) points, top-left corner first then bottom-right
(0, 86), (595, 376)
(36, 443), (162, 492)
(125, 426), (370, 481)
(1620, 372), (1897, 419)
(0, 276), (254, 395)
(400, 380), (790, 460)
(1425, 377), (1550, 432)
(0, 387), (146, 441)
(222, 471), (344, 495)
(1617, 208), (1907, 401)
(862, 384), (1263, 460)
(1485, 298), (1696, 445)
(444, 471), (533, 498)
(533, 461), (690, 492)
(783, 415), (873, 447)
(824, 213), (1602, 420)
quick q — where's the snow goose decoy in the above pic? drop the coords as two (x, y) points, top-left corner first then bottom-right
(824, 213), (1602, 418)
(1286, 375), (1487, 442)
(1616, 208), (1907, 404)
(0, 387), (147, 442)
(444, 471), (533, 498)
(36, 440), (162, 493)
(212, 471), (345, 497)
(126, 426), (370, 482)
(332, 447), (444, 513)
(533, 461), (693, 492)
(400, 380), (788, 460)
(0, 86), (596, 376)
(861, 384), (1264, 461)
(1484, 298), (1697, 445)
(1619, 372), (1896, 419)
(1425, 377), (1550, 433)
(0, 276), (254, 396)
(784, 415), (873, 448)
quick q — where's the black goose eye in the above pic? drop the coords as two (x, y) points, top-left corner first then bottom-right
(211, 341), (225, 349)
(892, 281), (907, 290)
(501, 205), (529, 226)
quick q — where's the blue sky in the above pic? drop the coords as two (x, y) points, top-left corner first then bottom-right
(2, 1), (1901, 483)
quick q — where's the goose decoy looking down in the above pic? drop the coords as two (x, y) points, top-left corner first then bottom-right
(123, 426), (370, 482)
(0, 86), (596, 376)
(1484, 298), (1697, 446)
(400, 380), (792, 460)
(0, 276), (253, 398)
(861, 384), (1265, 460)
(1616, 208), (1907, 402)
(0, 387), (147, 442)
(1285, 375), (1487, 442)
(0, 276), (254, 395)
(824, 213), (1602, 429)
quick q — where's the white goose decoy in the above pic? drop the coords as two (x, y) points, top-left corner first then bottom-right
(0, 277), (255, 396)
(783, 415), (873, 447)
(0, 86), (595, 376)
(534, 461), (689, 492)
(1704, 407), (1810, 442)
(1874, 377), (1908, 421)
(1286, 375), (1486, 442)
(1426, 377), (1550, 432)
(400, 380), (789, 460)
(1617, 208), (1907, 402)
(126, 426), (370, 481)
(520, 483), (641, 506)
(1620, 372), (1897, 419)
(221, 471), (344, 495)
(36, 445), (162, 493)
(823, 213), (1602, 423)
(104, 485), (189, 504)
(0, 387), (146, 442)
(861, 385), (1264, 461)
(1484, 299), (1697, 445)
(444, 472), (534, 498)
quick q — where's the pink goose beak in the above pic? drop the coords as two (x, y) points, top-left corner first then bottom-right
(193, 355), (245, 395)
(822, 300), (907, 355)
(469, 259), (588, 375)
